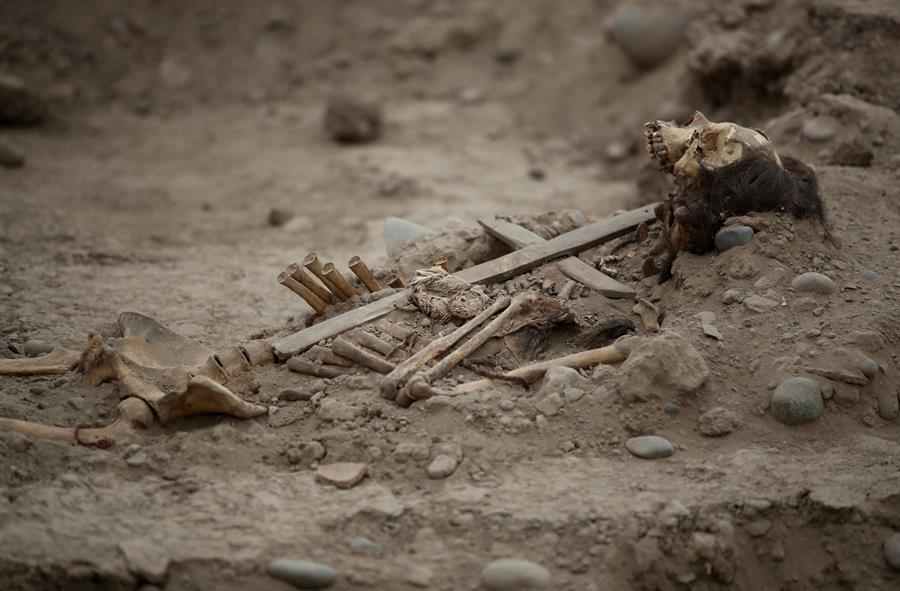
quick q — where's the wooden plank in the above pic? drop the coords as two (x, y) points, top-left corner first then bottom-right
(478, 218), (635, 298)
(272, 204), (655, 358)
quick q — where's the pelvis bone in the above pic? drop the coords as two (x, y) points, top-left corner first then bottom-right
(643, 111), (825, 268)
(0, 313), (270, 447)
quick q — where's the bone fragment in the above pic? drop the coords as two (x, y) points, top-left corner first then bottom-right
(239, 340), (274, 366)
(635, 221), (649, 243)
(0, 347), (81, 376)
(559, 280), (577, 300)
(432, 256), (449, 272)
(323, 262), (360, 299)
(288, 263), (335, 304)
(215, 346), (252, 377)
(303, 252), (348, 302)
(632, 298), (660, 332)
(454, 343), (629, 394)
(278, 272), (328, 312)
(153, 375), (268, 424)
(332, 338), (395, 374)
(287, 357), (351, 378)
(308, 345), (355, 367)
(375, 320), (414, 341)
(348, 256), (382, 293)
(385, 274), (406, 289)
(379, 296), (512, 401)
(349, 329), (394, 357)
(0, 397), (154, 448)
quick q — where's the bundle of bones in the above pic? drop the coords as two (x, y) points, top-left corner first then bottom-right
(0, 113), (825, 448)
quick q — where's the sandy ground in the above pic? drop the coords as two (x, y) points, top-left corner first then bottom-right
(1, 1), (899, 590)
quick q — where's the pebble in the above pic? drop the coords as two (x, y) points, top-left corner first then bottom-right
(24, 339), (58, 357)
(884, 533), (900, 571)
(68, 397), (85, 410)
(457, 87), (484, 105)
(349, 537), (383, 557)
(714, 225), (754, 251)
(695, 311), (716, 324)
(791, 272), (835, 295)
(535, 393), (564, 417)
(0, 139), (24, 168)
(722, 288), (742, 305)
(698, 407), (741, 437)
(877, 391), (899, 421)
(126, 451), (148, 467)
(743, 295), (778, 313)
(862, 269), (877, 281)
(267, 207), (294, 227)
(426, 454), (459, 479)
(702, 324), (723, 340)
(802, 117), (838, 142)
(315, 462), (368, 489)
(384, 217), (434, 256)
(662, 402), (681, 414)
(498, 399), (515, 411)
(771, 378), (823, 426)
(563, 387), (585, 402)
(625, 435), (674, 459)
(479, 558), (551, 590)
(119, 538), (169, 584)
(605, 141), (629, 162)
(267, 559), (337, 589)
(857, 358), (878, 379)
(608, 3), (689, 68)
(279, 389), (312, 402)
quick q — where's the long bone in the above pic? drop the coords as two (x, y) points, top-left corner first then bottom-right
(348, 256), (383, 293)
(349, 329), (394, 357)
(288, 263), (335, 304)
(323, 262), (360, 299)
(378, 296), (512, 401)
(278, 272), (328, 312)
(0, 397), (154, 447)
(331, 338), (395, 374)
(304, 252), (347, 302)
(0, 347), (82, 376)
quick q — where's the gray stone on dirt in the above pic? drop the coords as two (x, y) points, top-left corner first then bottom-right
(350, 537), (383, 557)
(608, 3), (689, 69)
(884, 533), (900, 571)
(426, 454), (459, 479)
(662, 402), (681, 414)
(625, 435), (674, 459)
(68, 397), (85, 410)
(126, 451), (148, 468)
(698, 407), (741, 437)
(563, 387), (586, 402)
(791, 272), (835, 295)
(743, 295), (778, 313)
(857, 358), (878, 379)
(316, 462), (368, 489)
(861, 269), (877, 281)
(268, 559), (337, 589)
(535, 392), (564, 417)
(384, 217), (434, 255)
(715, 225), (754, 251)
(0, 139), (24, 168)
(394, 442), (431, 463)
(802, 117), (838, 142)
(119, 538), (170, 584)
(480, 558), (551, 590)
(24, 339), (58, 357)
(702, 324), (723, 340)
(722, 288), (742, 305)
(771, 378), (823, 426)
(540, 366), (591, 395)
(316, 398), (355, 421)
(615, 333), (708, 402)
(695, 311), (716, 324)
(877, 391), (899, 421)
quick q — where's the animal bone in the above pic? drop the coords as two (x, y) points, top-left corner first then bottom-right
(432, 256), (449, 272)
(454, 342), (630, 394)
(349, 329), (394, 357)
(331, 338), (395, 374)
(288, 357), (351, 378)
(399, 293), (573, 405)
(348, 256), (383, 293)
(0, 347), (81, 376)
(308, 344), (355, 367)
(0, 397), (154, 447)
(375, 320), (415, 341)
(632, 299), (660, 332)
(323, 262), (360, 299)
(379, 296), (512, 401)
(644, 111), (824, 268)
(304, 252), (348, 302)
(559, 280), (578, 300)
(278, 271), (328, 312)
(288, 263), (335, 304)
(384, 274), (406, 289)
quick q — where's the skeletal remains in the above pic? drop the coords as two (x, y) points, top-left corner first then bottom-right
(644, 111), (825, 276)
(0, 114), (827, 448)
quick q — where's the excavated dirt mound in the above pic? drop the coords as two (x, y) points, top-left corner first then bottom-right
(1, 1), (898, 590)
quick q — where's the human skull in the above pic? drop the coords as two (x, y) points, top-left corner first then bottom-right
(644, 111), (781, 182)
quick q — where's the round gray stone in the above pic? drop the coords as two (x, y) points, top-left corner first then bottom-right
(480, 559), (550, 590)
(608, 4), (689, 68)
(384, 217), (434, 256)
(862, 269), (877, 281)
(772, 378), (823, 426)
(426, 454), (459, 480)
(802, 117), (838, 142)
(24, 340), (58, 358)
(268, 559), (337, 589)
(884, 533), (900, 571)
(625, 435), (674, 459)
(858, 358), (878, 379)
(715, 225), (754, 251)
(662, 402), (681, 414)
(791, 272), (835, 295)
